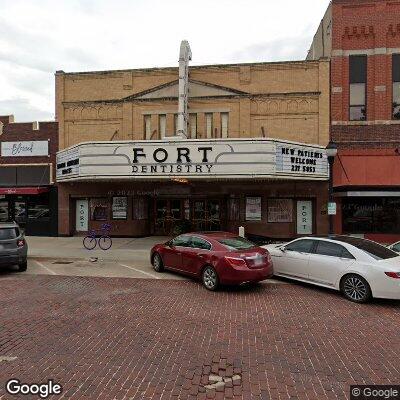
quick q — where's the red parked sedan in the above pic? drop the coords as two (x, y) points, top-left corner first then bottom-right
(150, 232), (274, 290)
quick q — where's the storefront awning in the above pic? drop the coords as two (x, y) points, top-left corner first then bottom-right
(0, 187), (49, 195)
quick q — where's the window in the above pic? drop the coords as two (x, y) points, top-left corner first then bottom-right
(191, 237), (211, 250)
(313, 241), (354, 259)
(342, 198), (400, 234)
(218, 237), (256, 250)
(0, 201), (9, 222)
(221, 113), (229, 137)
(28, 193), (50, 222)
(112, 197), (127, 220)
(133, 197), (148, 220)
(144, 115), (151, 139)
(285, 239), (315, 254)
(171, 235), (192, 247)
(391, 242), (400, 253)
(90, 198), (108, 221)
(228, 198), (240, 221)
(268, 199), (293, 223)
(174, 114), (179, 135)
(159, 114), (166, 138)
(0, 228), (19, 240)
(393, 54), (400, 119)
(246, 197), (262, 221)
(349, 55), (367, 121)
(205, 113), (213, 138)
(189, 114), (197, 138)
(335, 236), (398, 260)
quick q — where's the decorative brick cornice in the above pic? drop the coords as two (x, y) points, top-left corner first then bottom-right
(387, 23), (400, 37)
(343, 25), (374, 40)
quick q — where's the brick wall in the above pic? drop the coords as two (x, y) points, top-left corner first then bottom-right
(331, 0), (400, 141)
(0, 117), (58, 180)
(331, 124), (400, 149)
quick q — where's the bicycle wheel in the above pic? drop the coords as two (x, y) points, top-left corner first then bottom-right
(98, 235), (112, 250)
(83, 236), (97, 250)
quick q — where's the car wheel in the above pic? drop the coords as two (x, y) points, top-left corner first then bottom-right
(202, 265), (219, 291)
(152, 253), (164, 272)
(340, 274), (372, 303)
(18, 261), (27, 272)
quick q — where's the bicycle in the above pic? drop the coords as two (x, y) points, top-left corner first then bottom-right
(83, 223), (113, 250)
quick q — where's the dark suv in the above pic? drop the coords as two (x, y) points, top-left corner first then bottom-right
(0, 222), (28, 272)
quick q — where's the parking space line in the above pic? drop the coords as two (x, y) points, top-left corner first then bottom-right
(118, 263), (160, 279)
(33, 260), (57, 275)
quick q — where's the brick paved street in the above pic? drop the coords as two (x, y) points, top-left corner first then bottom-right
(0, 274), (399, 400)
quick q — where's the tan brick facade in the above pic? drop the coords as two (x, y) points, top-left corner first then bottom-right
(55, 60), (330, 149)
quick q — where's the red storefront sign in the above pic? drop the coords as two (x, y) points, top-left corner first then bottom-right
(0, 187), (49, 195)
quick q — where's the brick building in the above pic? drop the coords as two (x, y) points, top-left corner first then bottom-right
(55, 57), (331, 239)
(308, 0), (400, 243)
(0, 115), (58, 236)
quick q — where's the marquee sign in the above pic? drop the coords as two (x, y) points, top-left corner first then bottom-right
(1, 140), (49, 157)
(56, 139), (329, 181)
(275, 143), (327, 175)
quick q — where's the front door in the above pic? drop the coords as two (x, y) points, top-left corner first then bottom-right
(192, 200), (221, 231)
(154, 199), (183, 235)
(163, 235), (191, 270)
(276, 239), (316, 279)
(308, 240), (355, 286)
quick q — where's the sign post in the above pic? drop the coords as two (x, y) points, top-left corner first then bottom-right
(327, 202), (337, 216)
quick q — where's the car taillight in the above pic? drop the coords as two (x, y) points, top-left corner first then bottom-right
(17, 239), (25, 247)
(385, 272), (400, 279)
(224, 256), (247, 268)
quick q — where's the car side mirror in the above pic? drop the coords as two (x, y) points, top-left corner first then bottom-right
(280, 246), (286, 252)
(165, 240), (173, 247)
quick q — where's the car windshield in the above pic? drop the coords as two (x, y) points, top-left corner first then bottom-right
(218, 237), (256, 250)
(0, 228), (19, 240)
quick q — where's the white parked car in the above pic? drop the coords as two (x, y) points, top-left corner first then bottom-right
(388, 241), (400, 254)
(263, 236), (400, 303)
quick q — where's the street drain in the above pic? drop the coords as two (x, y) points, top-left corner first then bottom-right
(52, 261), (74, 265)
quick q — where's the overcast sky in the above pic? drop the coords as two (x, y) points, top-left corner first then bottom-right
(0, 0), (330, 122)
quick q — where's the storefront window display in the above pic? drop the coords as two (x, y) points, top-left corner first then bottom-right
(91, 198), (109, 221)
(342, 198), (400, 234)
(112, 197), (128, 220)
(268, 199), (293, 223)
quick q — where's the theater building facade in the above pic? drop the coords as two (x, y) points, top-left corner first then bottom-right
(55, 58), (331, 239)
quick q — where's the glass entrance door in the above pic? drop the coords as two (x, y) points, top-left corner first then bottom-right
(154, 199), (182, 235)
(207, 201), (221, 231)
(192, 200), (221, 231)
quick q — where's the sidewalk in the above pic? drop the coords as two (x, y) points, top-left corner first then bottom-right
(26, 235), (169, 263)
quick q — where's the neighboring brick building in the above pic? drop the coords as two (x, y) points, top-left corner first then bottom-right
(308, 0), (400, 243)
(55, 58), (331, 238)
(0, 115), (58, 236)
